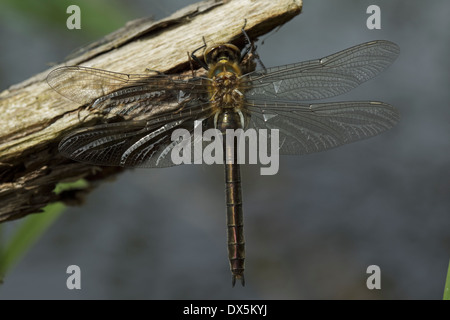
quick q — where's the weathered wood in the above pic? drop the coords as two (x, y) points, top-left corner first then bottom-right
(0, 0), (302, 222)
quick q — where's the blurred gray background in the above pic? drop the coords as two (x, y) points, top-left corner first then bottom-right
(1, 0), (449, 299)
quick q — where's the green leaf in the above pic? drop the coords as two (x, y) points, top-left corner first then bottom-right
(0, 179), (90, 283)
(54, 179), (89, 195)
(0, 202), (64, 282)
(444, 259), (450, 300)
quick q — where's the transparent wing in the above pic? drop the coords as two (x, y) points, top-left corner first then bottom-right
(244, 40), (400, 101)
(245, 100), (399, 155)
(47, 66), (210, 117)
(58, 106), (213, 168)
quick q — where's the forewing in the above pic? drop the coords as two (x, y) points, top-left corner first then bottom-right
(47, 66), (210, 118)
(245, 100), (399, 155)
(245, 40), (400, 101)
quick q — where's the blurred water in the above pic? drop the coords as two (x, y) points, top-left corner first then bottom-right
(1, 0), (449, 299)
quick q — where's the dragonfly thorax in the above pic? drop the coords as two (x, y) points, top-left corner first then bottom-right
(210, 70), (243, 105)
(204, 43), (248, 133)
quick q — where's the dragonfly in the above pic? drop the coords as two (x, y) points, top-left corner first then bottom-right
(47, 25), (399, 286)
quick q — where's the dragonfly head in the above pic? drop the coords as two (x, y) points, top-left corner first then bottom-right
(204, 43), (241, 66)
(205, 43), (243, 80)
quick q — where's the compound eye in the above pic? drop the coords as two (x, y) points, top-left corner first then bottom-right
(204, 46), (218, 65)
